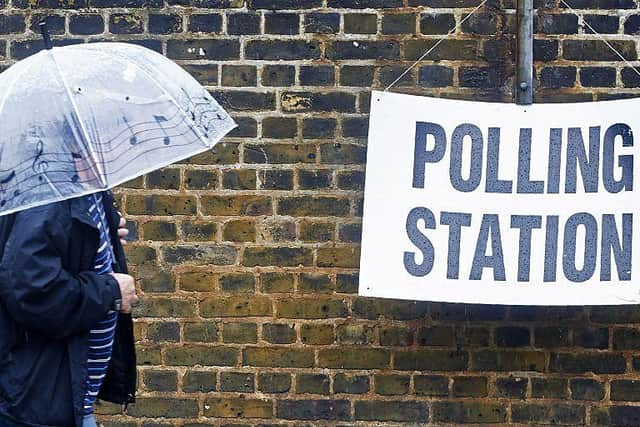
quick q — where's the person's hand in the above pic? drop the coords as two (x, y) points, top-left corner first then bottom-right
(110, 273), (138, 313)
(117, 213), (129, 245)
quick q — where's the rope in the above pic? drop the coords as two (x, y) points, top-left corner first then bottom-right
(560, 0), (640, 78)
(384, 0), (489, 92)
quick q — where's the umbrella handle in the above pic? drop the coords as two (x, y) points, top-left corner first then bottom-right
(38, 21), (53, 50)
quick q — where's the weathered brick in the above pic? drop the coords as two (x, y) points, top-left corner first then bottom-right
(162, 245), (236, 265)
(277, 298), (348, 319)
(550, 352), (626, 374)
(414, 375), (448, 396)
(282, 91), (356, 113)
(405, 39), (478, 61)
(571, 378), (605, 401)
(432, 402), (506, 423)
(127, 195), (196, 215)
(453, 376), (487, 397)
(200, 296), (272, 317)
(276, 399), (350, 420)
(471, 350), (545, 372)
(263, 323), (296, 344)
(298, 170), (332, 189)
(297, 373), (329, 394)
(317, 247), (360, 268)
(202, 195), (272, 216)
(183, 321), (218, 342)
(461, 13), (499, 35)
(573, 327), (609, 349)
(143, 221), (177, 241)
(329, 0), (401, 7)
(149, 13), (182, 34)
(537, 13), (578, 34)
(327, 41), (400, 60)
(340, 66), (375, 87)
(532, 377), (568, 398)
(300, 66), (335, 86)
(395, 350), (468, 371)
(69, 14), (104, 35)
(227, 12), (260, 35)
(355, 401), (428, 422)
(244, 144), (316, 164)
(611, 380), (640, 401)
(182, 221), (217, 242)
(261, 65), (295, 86)
(210, 90), (275, 111)
(535, 326), (570, 348)
(262, 117), (297, 139)
(167, 40), (240, 60)
(580, 67), (616, 87)
(109, 13), (143, 34)
(495, 377), (528, 399)
(353, 297), (429, 320)
(625, 15), (640, 34)
(127, 398), (199, 418)
(260, 272), (295, 293)
(564, 40), (637, 61)
(377, 374), (411, 395)
(300, 324), (335, 344)
(249, 0), (321, 8)
(382, 13), (416, 34)
(165, 345), (238, 366)
(265, 12), (299, 35)
(334, 373), (369, 394)
(144, 370), (178, 392)
(220, 371), (255, 392)
(244, 347), (314, 368)
(148, 322), (180, 342)
(137, 297), (194, 318)
(221, 65), (257, 87)
(259, 373), (291, 393)
(585, 14), (619, 33)
(279, 196), (349, 217)
(320, 143), (367, 164)
(496, 326), (530, 347)
(511, 403), (585, 425)
(246, 40), (320, 60)
(244, 247), (313, 267)
(203, 397), (272, 418)
(182, 370), (216, 392)
(188, 13), (221, 33)
(380, 326), (413, 346)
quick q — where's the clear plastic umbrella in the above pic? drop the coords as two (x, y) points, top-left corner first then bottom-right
(0, 34), (236, 216)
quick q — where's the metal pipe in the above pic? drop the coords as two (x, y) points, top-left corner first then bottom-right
(38, 21), (53, 50)
(516, 0), (533, 105)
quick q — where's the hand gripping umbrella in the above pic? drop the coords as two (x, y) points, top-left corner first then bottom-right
(0, 23), (236, 216)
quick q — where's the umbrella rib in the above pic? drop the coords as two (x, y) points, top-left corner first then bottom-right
(48, 49), (107, 189)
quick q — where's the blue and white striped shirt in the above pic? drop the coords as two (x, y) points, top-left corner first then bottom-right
(83, 193), (118, 415)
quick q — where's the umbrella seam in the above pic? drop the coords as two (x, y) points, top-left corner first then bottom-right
(48, 49), (108, 189)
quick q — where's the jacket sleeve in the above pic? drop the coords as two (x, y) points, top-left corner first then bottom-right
(0, 203), (122, 339)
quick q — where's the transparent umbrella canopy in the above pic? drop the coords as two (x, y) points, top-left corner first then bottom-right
(0, 35), (236, 215)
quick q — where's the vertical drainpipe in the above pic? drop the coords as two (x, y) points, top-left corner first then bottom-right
(516, 0), (534, 105)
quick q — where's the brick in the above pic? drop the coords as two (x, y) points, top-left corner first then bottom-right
(137, 297), (194, 317)
(380, 65), (413, 87)
(416, 326), (454, 346)
(249, 0), (321, 8)
(298, 170), (332, 189)
(344, 13), (377, 34)
(262, 117), (297, 139)
(165, 346), (238, 366)
(453, 376), (487, 397)
(432, 402), (506, 423)
(203, 397), (272, 418)
(144, 370), (178, 392)
(276, 400), (350, 420)
(202, 195), (271, 216)
(459, 66), (502, 88)
(534, 39), (559, 61)
(244, 144), (316, 164)
(461, 13), (498, 35)
(260, 272), (294, 293)
(299, 274), (332, 294)
(227, 13), (260, 35)
(614, 328), (640, 350)
(337, 170), (365, 190)
(585, 14), (619, 34)
(279, 196), (349, 217)
(300, 324), (335, 344)
(220, 372), (254, 392)
(495, 377), (528, 399)
(320, 143), (367, 164)
(537, 13), (578, 34)
(0, 14), (25, 34)
(539, 66), (577, 89)
(179, 272), (216, 292)
(340, 66), (375, 87)
(261, 65), (295, 86)
(243, 347), (314, 368)
(300, 66), (335, 86)
(127, 398), (199, 418)
(69, 15), (104, 35)
(338, 223), (361, 243)
(162, 245), (236, 265)
(560, 0), (634, 7)
(143, 221), (176, 241)
(282, 92), (356, 113)
(420, 13), (454, 34)
(222, 170), (256, 190)
(126, 195), (196, 215)
(354, 297), (428, 320)
(534, 326), (570, 348)
(148, 322), (180, 342)
(146, 168), (180, 190)
(509, 306), (584, 322)
(302, 118), (337, 140)
(259, 373), (291, 393)
(550, 352), (626, 374)
(259, 169), (293, 190)
(185, 170), (217, 190)
(297, 373), (329, 394)
(580, 67), (616, 87)
(405, 39), (477, 61)
(471, 350), (545, 372)
(183, 322), (218, 342)
(167, 40), (240, 60)
(329, 0), (402, 6)
(573, 327), (608, 349)
(419, 65), (454, 87)
(571, 378), (605, 401)
(188, 13), (221, 33)
(221, 65), (257, 87)
(183, 370), (216, 392)
(496, 326), (530, 347)
(29, 15), (65, 35)
(125, 245), (156, 265)
(334, 373), (369, 394)
(564, 40), (637, 61)
(184, 144), (240, 166)
(591, 306), (640, 323)
(182, 65), (219, 87)
(327, 41), (400, 60)
(138, 267), (175, 293)
(263, 323), (296, 344)
(396, 350), (468, 371)
(200, 296), (272, 317)
(244, 247), (312, 267)
(277, 298), (348, 319)
(611, 406), (640, 426)
(137, 345), (162, 365)
(305, 13), (339, 34)
(336, 324), (374, 345)
(220, 273), (255, 293)
(246, 40), (320, 60)
(355, 401), (428, 422)
(382, 13), (415, 34)
(109, 13), (143, 34)
(512, 403), (585, 425)
(317, 247), (360, 268)
(380, 326), (413, 346)
(532, 377), (568, 398)
(149, 14), (182, 34)
(414, 375), (447, 396)
(257, 220), (296, 242)
(611, 380), (640, 401)
(167, 0), (241, 5)
(265, 13), (299, 35)
(210, 90), (275, 112)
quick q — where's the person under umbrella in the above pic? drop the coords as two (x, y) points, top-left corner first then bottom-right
(0, 24), (236, 427)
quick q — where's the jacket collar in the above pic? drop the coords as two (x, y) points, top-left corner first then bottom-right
(69, 190), (117, 230)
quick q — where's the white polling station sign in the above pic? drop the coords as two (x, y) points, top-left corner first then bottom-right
(359, 90), (640, 305)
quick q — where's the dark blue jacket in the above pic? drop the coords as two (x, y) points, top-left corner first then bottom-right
(0, 191), (136, 427)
